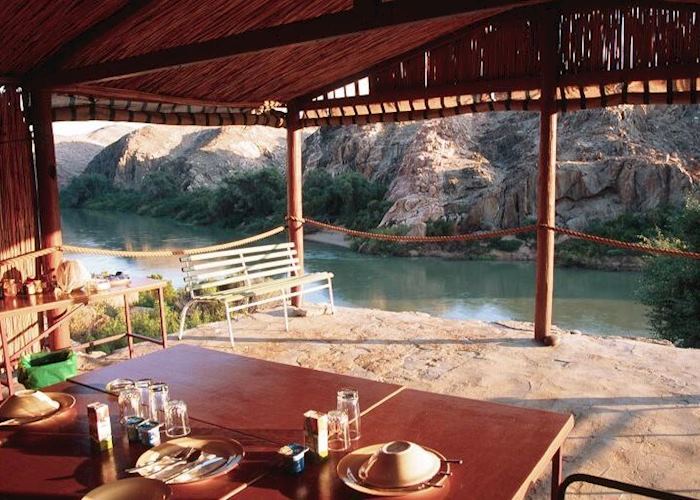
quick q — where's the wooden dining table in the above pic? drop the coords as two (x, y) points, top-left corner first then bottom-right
(0, 344), (573, 499)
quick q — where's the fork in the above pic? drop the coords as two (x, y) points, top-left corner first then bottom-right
(125, 446), (196, 474)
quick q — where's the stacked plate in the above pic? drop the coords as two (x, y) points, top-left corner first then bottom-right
(0, 389), (75, 426)
(337, 440), (449, 496)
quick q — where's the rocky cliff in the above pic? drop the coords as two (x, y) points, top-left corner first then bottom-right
(70, 105), (699, 231)
(303, 106), (700, 232)
(83, 125), (286, 191)
(55, 123), (139, 187)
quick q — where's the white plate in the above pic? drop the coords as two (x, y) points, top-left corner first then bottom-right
(337, 443), (449, 497)
(135, 436), (244, 484)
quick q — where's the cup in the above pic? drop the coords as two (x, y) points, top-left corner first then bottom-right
(148, 382), (169, 423)
(337, 388), (361, 440)
(164, 400), (191, 437)
(327, 409), (351, 452)
(134, 379), (153, 419)
(117, 387), (141, 423)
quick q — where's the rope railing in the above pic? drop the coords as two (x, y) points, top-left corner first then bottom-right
(290, 216), (700, 261)
(0, 225), (286, 267)
(289, 216), (536, 242)
(2, 218), (699, 268)
(545, 225), (700, 260)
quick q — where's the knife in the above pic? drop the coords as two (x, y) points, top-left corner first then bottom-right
(163, 455), (226, 484)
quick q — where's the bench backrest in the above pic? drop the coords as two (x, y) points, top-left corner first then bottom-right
(180, 242), (299, 298)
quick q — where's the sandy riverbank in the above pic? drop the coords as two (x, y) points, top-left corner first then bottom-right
(304, 230), (352, 248)
(80, 305), (699, 499)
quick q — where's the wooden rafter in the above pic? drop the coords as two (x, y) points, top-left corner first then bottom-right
(34, 0), (532, 87)
(26, 0), (156, 84)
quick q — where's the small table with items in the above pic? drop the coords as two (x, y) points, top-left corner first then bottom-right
(0, 278), (169, 399)
(0, 345), (573, 499)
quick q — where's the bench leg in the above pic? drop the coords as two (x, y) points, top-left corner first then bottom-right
(179, 301), (194, 341)
(327, 278), (336, 315)
(225, 304), (235, 347)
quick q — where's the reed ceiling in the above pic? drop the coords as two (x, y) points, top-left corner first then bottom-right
(1, 0), (698, 117)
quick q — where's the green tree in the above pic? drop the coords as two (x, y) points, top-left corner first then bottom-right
(638, 200), (700, 347)
(61, 174), (113, 207)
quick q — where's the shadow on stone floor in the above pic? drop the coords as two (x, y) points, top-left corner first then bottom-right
(180, 335), (539, 347)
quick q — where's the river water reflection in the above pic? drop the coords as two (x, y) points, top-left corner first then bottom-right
(62, 209), (651, 337)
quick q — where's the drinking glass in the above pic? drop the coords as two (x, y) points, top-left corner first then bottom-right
(117, 387), (141, 423)
(337, 388), (361, 440)
(148, 382), (169, 423)
(327, 410), (350, 452)
(135, 378), (153, 419)
(165, 400), (191, 437)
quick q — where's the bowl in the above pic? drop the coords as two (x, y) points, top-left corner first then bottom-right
(357, 440), (441, 488)
(0, 390), (60, 420)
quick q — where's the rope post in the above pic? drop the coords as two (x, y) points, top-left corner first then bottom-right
(31, 90), (70, 351)
(287, 103), (304, 307)
(534, 7), (558, 344)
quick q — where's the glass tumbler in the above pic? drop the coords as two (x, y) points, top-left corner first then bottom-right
(337, 388), (361, 440)
(165, 400), (191, 437)
(327, 410), (351, 452)
(117, 387), (141, 423)
(135, 378), (153, 419)
(148, 382), (169, 423)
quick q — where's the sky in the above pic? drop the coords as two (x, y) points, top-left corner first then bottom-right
(53, 120), (145, 136)
(53, 120), (113, 135)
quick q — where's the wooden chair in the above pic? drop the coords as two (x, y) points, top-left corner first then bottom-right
(179, 242), (334, 346)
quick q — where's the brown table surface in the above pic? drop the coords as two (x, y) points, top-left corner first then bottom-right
(1, 345), (573, 499)
(238, 389), (573, 500)
(0, 278), (167, 320)
(69, 344), (404, 438)
(0, 381), (280, 500)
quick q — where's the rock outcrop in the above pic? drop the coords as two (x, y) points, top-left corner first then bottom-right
(303, 106), (699, 232)
(55, 123), (139, 187)
(83, 125), (286, 191)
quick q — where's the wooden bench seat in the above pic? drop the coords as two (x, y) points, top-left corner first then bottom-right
(179, 242), (335, 346)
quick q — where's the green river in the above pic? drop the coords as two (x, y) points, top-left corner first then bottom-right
(62, 209), (651, 338)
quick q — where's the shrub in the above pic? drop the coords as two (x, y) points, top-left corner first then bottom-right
(303, 170), (389, 230)
(426, 219), (457, 237)
(350, 225), (413, 256)
(638, 199), (700, 347)
(487, 238), (523, 252)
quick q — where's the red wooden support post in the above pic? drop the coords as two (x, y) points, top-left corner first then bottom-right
(31, 90), (70, 351)
(287, 104), (304, 307)
(534, 8), (558, 343)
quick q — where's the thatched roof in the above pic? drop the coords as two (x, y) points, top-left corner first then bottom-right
(1, 0), (699, 125)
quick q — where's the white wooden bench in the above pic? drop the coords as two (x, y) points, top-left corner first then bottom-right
(179, 242), (334, 346)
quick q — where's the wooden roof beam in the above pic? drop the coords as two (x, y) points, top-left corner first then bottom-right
(298, 77), (541, 111)
(32, 0), (531, 88)
(27, 0), (157, 86)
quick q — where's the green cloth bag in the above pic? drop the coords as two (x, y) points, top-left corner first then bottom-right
(18, 349), (77, 389)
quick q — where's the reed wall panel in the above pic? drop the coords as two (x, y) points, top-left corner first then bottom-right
(0, 86), (40, 367)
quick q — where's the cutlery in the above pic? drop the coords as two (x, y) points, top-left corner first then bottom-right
(126, 446), (197, 474)
(162, 455), (225, 484)
(147, 449), (203, 479)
